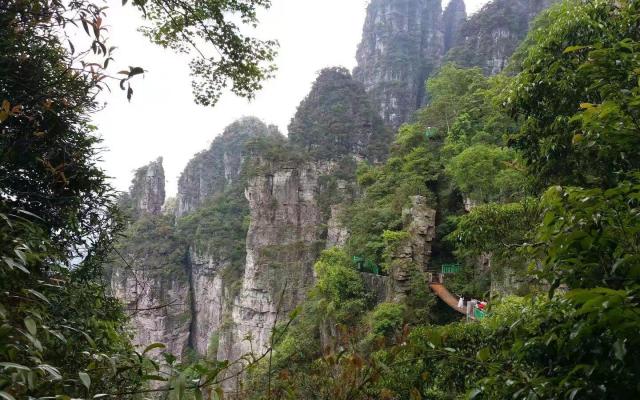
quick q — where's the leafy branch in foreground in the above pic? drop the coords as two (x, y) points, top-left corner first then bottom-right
(130, 0), (278, 106)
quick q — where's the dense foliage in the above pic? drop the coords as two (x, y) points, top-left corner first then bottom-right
(288, 67), (392, 162)
(250, 1), (640, 399)
(0, 0), (279, 399)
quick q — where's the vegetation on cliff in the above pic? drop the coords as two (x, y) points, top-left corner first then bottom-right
(0, 0), (278, 398)
(289, 67), (391, 162)
(3, 0), (640, 399)
(245, 1), (640, 399)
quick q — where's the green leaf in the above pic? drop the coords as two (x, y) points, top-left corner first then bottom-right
(143, 343), (166, 354)
(467, 388), (482, 399)
(25, 289), (50, 304)
(613, 339), (626, 361)
(564, 45), (589, 54)
(24, 317), (37, 336)
(0, 362), (31, 371)
(36, 364), (62, 380)
(79, 371), (91, 390)
(0, 391), (16, 400)
(2, 256), (29, 274)
(476, 347), (491, 362)
(128, 67), (145, 77)
(288, 306), (301, 320)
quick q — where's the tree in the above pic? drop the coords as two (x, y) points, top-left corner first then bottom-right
(445, 144), (527, 203)
(0, 0), (278, 398)
(507, 0), (640, 188)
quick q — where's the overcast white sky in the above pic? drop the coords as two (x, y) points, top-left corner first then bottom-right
(94, 0), (490, 196)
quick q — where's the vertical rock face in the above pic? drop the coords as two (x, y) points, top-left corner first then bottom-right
(110, 165), (190, 358)
(354, 0), (444, 131)
(188, 248), (231, 357)
(111, 258), (191, 357)
(442, 0), (467, 51)
(176, 117), (279, 217)
(354, 0), (556, 130)
(403, 195), (437, 270)
(391, 195), (436, 300)
(326, 204), (349, 249)
(446, 0), (558, 75)
(221, 160), (332, 361)
(129, 157), (165, 215)
(288, 67), (391, 162)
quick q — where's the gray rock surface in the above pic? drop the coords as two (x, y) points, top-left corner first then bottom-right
(442, 0), (467, 51)
(355, 0), (556, 129)
(326, 204), (349, 249)
(446, 0), (558, 75)
(222, 160), (335, 362)
(129, 157), (165, 215)
(391, 195), (437, 300)
(176, 117), (279, 217)
(354, 0), (444, 131)
(111, 254), (191, 358)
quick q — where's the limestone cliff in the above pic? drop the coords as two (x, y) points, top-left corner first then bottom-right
(442, 0), (467, 52)
(391, 196), (437, 300)
(110, 162), (190, 357)
(354, 0), (444, 131)
(446, 0), (558, 75)
(288, 67), (391, 162)
(354, 0), (556, 129)
(128, 157), (165, 215)
(221, 159), (334, 362)
(176, 117), (279, 217)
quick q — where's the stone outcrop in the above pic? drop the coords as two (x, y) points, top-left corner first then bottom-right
(391, 196), (437, 300)
(442, 0), (467, 51)
(221, 160), (333, 362)
(288, 67), (391, 162)
(354, 0), (444, 131)
(176, 117), (280, 217)
(187, 248), (232, 357)
(326, 204), (349, 249)
(354, 0), (556, 130)
(446, 0), (558, 75)
(129, 157), (165, 215)
(111, 260), (191, 357)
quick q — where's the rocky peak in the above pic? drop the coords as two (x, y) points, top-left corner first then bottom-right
(288, 67), (391, 163)
(353, 0), (444, 131)
(176, 117), (279, 217)
(442, 0), (467, 51)
(390, 195), (437, 301)
(129, 157), (165, 215)
(445, 0), (559, 75)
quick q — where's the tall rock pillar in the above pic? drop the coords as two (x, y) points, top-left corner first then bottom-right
(354, 0), (444, 130)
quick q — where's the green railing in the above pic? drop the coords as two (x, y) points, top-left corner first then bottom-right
(424, 127), (436, 140)
(353, 256), (381, 275)
(474, 308), (486, 320)
(441, 263), (461, 274)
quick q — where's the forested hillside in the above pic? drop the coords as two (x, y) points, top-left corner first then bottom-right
(2, 1), (639, 400)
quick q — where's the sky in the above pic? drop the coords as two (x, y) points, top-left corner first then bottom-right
(94, 0), (490, 196)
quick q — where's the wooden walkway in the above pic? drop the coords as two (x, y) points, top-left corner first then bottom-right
(429, 283), (466, 315)
(429, 281), (479, 321)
